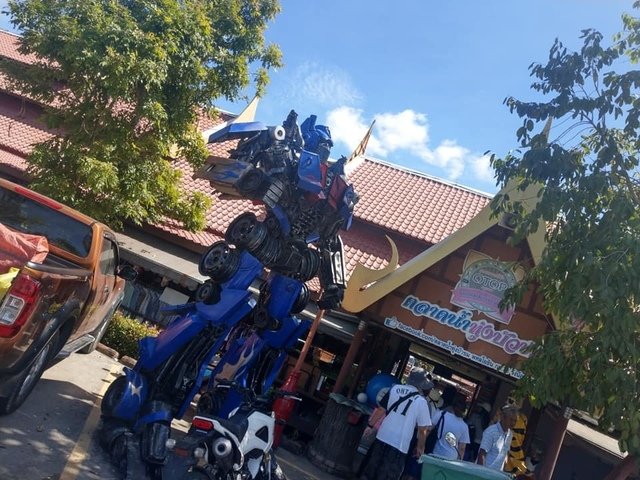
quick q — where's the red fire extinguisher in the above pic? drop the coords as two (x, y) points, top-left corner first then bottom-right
(272, 370), (302, 448)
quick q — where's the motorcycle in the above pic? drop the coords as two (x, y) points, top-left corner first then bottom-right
(162, 382), (297, 480)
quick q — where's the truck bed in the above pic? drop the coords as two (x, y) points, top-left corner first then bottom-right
(30, 253), (92, 277)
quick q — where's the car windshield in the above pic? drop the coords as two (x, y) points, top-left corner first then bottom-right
(0, 186), (93, 258)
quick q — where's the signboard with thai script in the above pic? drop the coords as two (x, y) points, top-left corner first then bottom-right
(401, 295), (533, 358)
(450, 250), (524, 325)
(368, 225), (551, 382)
(384, 314), (525, 379)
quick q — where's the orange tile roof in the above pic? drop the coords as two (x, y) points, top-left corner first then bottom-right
(156, 156), (426, 284)
(0, 147), (27, 173)
(0, 93), (53, 157)
(163, 153), (491, 249)
(350, 159), (491, 244)
(0, 29), (38, 64)
(0, 30), (41, 103)
(197, 108), (235, 133)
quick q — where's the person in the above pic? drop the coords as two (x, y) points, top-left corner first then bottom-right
(357, 404), (388, 477)
(427, 387), (444, 418)
(431, 394), (471, 460)
(477, 404), (518, 471)
(365, 405), (387, 437)
(401, 379), (437, 480)
(440, 384), (457, 409)
(466, 402), (491, 461)
(360, 368), (433, 480)
(505, 409), (529, 476)
(360, 404), (387, 453)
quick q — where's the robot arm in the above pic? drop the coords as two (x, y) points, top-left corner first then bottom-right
(314, 157), (358, 310)
(317, 234), (347, 310)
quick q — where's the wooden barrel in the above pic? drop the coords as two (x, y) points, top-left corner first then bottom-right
(307, 393), (370, 477)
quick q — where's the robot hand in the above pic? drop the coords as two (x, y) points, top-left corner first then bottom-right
(317, 284), (344, 310)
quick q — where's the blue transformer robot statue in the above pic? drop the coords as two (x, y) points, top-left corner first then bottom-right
(99, 109), (358, 478)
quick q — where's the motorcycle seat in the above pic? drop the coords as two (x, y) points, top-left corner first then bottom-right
(217, 416), (249, 441)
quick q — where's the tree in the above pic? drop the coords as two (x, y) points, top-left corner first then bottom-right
(1, 0), (282, 230)
(489, 6), (640, 460)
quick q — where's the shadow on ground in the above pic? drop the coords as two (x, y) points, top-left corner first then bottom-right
(0, 366), (120, 480)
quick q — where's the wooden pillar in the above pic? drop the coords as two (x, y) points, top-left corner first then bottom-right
(347, 331), (373, 398)
(294, 308), (324, 372)
(333, 320), (367, 395)
(536, 406), (571, 480)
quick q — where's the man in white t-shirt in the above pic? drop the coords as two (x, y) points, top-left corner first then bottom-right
(360, 368), (433, 480)
(431, 394), (470, 460)
(478, 405), (518, 471)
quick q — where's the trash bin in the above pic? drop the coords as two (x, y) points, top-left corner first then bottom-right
(307, 393), (371, 477)
(421, 455), (513, 480)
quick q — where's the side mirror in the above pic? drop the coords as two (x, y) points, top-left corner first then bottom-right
(117, 265), (137, 281)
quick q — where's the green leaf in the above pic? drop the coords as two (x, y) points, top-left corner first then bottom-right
(3, 0), (281, 231)
(491, 7), (640, 458)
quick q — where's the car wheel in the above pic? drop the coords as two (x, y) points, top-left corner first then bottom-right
(0, 330), (60, 415)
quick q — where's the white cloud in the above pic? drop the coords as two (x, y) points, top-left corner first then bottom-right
(326, 106), (384, 155)
(326, 106), (493, 182)
(285, 62), (361, 109)
(373, 110), (429, 155)
(470, 154), (496, 184)
(421, 140), (468, 180)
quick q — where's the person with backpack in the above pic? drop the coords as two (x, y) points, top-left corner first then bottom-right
(430, 394), (471, 460)
(360, 368), (434, 480)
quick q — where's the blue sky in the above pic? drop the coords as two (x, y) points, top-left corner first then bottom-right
(0, 1), (632, 193)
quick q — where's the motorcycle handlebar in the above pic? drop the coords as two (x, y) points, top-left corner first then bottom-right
(214, 380), (302, 403)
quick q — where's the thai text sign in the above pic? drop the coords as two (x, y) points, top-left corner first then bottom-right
(384, 315), (525, 379)
(450, 250), (524, 325)
(401, 294), (534, 358)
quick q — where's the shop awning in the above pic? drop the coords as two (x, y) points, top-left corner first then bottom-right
(116, 227), (208, 290)
(299, 305), (359, 342)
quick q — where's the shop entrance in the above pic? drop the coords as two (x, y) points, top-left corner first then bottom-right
(405, 341), (501, 412)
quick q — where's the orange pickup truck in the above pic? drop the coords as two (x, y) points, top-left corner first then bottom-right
(0, 178), (135, 414)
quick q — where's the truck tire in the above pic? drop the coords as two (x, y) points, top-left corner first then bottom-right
(0, 330), (60, 415)
(80, 307), (117, 354)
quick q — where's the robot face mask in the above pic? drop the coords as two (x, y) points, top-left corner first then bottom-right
(316, 139), (331, 164)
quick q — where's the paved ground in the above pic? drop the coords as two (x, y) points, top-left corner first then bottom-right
(277, 448), (346, 480)
(0, 350), (122, 480)
(0, 351), (345, 480)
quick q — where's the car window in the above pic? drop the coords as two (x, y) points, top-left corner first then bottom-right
(100, 238), (117, 275)
(0, 186), (93, 257)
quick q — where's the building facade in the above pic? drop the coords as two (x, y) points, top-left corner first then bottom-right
(0, 29), (629, 479)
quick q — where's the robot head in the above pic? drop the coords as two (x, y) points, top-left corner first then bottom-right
(300, 115), (333, 163)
